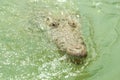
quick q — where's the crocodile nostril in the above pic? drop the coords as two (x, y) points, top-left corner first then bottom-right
(75, 45), (81, 49)
(67, 47), (87, 58)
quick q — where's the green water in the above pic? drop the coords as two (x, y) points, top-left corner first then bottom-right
(0, 0), (120, 80)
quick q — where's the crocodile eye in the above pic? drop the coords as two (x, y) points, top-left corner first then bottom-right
(68, 21), (77, 28)
(50, 22), (59, 28)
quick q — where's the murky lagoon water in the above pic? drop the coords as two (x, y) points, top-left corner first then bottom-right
(0, 0), (120, 80)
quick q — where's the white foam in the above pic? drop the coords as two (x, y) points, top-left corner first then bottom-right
(57, 0), (66, 3)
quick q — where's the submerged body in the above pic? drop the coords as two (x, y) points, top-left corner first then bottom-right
(45, 13), (87, 60)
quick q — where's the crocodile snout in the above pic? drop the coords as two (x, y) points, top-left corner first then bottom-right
(66, 45), (87, 58)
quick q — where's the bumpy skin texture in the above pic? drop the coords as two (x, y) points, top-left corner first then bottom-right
(46, 13), (87, 59)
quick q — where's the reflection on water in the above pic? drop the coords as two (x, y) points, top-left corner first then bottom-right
(0, 0), (120, 80)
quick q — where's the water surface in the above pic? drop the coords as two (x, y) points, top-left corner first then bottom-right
(0, 0), (120, 80)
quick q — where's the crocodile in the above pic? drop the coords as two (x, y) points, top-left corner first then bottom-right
(45, 12), (87, 63)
